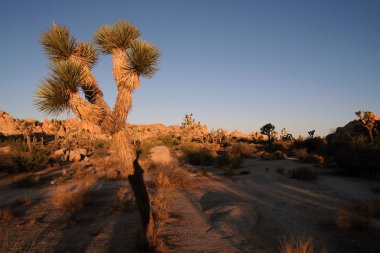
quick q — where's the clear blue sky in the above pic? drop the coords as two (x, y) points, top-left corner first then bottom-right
(0, 0), (379, 136)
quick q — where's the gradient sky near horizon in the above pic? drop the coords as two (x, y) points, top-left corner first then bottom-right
(0, 0), (379, 136)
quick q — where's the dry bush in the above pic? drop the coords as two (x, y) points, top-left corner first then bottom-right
(294, 148), (308, 159)
(150, 161), (190, 188)
(0, 152), (15, 171)
(151, 194), (169, 220)
(0, 208), (14, 223)
(279, 236), (327, 253)
(288, 167), (319, 180)
(13, 173), (40, 187)
(116, 186), (134, 211)
(197, 167), (208, 176)
(301, 154), (325, 165)
(14, 196), (33, 206)
(261, 151), (286, 160)
(228, 142), (255, 158)
(52, 187), (90, 222)
(336, 198), (380, 230)
(179, 142), (215, 165)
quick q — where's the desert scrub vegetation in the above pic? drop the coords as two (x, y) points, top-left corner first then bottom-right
(336, 197), (380, 230)
(3, 141), (50, 172)
(150, 161), (190, 188)
(227, 142), (255, 158)
(279, 236), (327, 253)
(0, 208), (14, 223)
(288, 167), (319, 180)
(216, 151), (243, 175)
(179, 142), (215, 166)
(52, 187), (90, 223)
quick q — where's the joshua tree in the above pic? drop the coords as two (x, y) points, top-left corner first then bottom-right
(355, 110), (379, 143)
(35, 21), (160, 240)
(260, 123), (275, 142)
(308, 130), (315, 138)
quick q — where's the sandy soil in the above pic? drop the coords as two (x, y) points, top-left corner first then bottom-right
(151, 146), (380, 253)
(0, 161), (144, 253)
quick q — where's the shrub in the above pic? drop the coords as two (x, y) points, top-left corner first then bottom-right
(288, 167), (319, 180)
(150, 161), (190, 188)
(300, 154), (325, 165)
(180, 142), (215, 165)
(0, 208), (14, 223)
(216, 152), (243, 175)
(13, 196), (33, 206)
(262, 151), (286, 160)
(294, 148), (308, 159)
(93, 139), (110, 149)
(228, 142), (255, 158)
(12, 148), (50, 171)
(336, 207), (370, 230)
(52, 187), (89, 222)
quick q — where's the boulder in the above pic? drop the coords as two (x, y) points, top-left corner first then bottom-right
(77, 148), (87, 156)
(54, 148), (66, 157)
(69, 150), (81, 162)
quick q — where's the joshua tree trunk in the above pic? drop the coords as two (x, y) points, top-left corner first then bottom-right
(112, 129), (154, 240)
(25, 133), (32, 153)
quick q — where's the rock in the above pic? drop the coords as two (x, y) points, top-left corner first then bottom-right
(230, 130), (249, 139)
(54, 148), (66, 157)
(0, 146), (11, 154)
(69, 150), (81, 162)
(0, 111), (17, 135)
(83, 156), (90, 162)
(77, 148), (87, 156)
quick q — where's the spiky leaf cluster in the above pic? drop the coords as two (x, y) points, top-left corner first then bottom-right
(73, 42), (98, 68)
(94, 20), (140, 54)
(40, 25), (77, 62)
(35, 61), (84, 115)
(128, 39), (160, 77)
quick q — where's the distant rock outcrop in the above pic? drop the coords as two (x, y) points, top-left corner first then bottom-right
(0, 111), (17, 135)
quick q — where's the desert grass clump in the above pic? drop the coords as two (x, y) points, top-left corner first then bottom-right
(150, 161), (190, 188)
(336, 198), (380, 230)
(13, 173), (41, 187)
(228, 142), (255, 158)
(288, 167), (319, 180)
(7, 141), (50, 172)
(151, 194), (169, 220)
(279, 236), (327, 253)
(294, 148), (308, 160)
(0, 208), (14, 223)
(300, 154), (325, 165)
(13, 196), (34, 206)
(216, 152), (243, 175)
(116, 185), (134, 211)
(52, 187), (90, 222)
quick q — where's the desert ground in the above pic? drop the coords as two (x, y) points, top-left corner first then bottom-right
(1, 141), (379, 253)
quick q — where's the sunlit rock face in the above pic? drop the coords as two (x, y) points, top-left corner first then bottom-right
(0, 111), (17, 135)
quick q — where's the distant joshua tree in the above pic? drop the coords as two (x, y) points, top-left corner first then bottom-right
(35, 21), (160, 240)
(308, 130), (315, 138)
(260, 123), (275, 142)
(355, 110), (379, 143)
